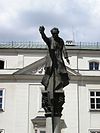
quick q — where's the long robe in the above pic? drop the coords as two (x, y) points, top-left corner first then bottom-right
(41, 34), (69, 90)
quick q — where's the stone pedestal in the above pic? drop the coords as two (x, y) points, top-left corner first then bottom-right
(46, 117), (52, 133)
(46, 117), (61, 133)
(42, 91), (65, 133)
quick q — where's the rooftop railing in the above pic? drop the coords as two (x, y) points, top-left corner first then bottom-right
(65, 41), (100, 49)
(0, 41), (47, 49)
(0, 41), (100, 49)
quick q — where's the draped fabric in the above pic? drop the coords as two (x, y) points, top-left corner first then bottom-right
(41, 37), (69, 90)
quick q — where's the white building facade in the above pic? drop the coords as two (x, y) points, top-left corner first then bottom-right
(0, 42), (100, 133)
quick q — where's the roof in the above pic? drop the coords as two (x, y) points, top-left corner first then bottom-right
(0, 41), (100, 50)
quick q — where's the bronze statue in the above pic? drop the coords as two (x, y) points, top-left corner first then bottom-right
(39, 26), (70, 91)
(39, 26), (70, 133)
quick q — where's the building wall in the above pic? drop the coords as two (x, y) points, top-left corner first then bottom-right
(62, 83), (78, 133)
(0, 82), (43, 133)
(78, 57), (100, 70)
(0, 83), (29, 133)
(0, 48), (100, 133)
(0, 55), (18, 69)
(79, 84), (90, 133)
(0, 83), (16, 133)
(87, 84), (100, 130)
(0, 50), (46, 69)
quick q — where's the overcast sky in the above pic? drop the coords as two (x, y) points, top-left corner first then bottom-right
(0, 0), (100, 42)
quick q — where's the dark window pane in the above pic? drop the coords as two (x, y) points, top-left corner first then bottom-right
(0, 98), (2, 103)
(96, 98), (100, 103)
(90, 92), (95, 96)
(91, 104), (95, 109)
(89, 62), (93, 70)
(96, 104), (100, 109)
(96, 92), (100, 96)
(89, 62), (99, 70)
(0, 60), (4, 69)
(91, 98), (95, 103)
(0, 104), (2, 108)
(40, 131), (46, 133)
(0, 90), (2, 96)
(95, 62), (99, 70)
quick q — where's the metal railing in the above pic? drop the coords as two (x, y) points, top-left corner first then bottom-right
(0, 41), (47, 49)
(0, 41), (100, 49)
(65, 41), (100, 49)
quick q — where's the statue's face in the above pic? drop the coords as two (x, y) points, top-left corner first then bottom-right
(52, 33), (58, 39)
(51, 29), (59, 39)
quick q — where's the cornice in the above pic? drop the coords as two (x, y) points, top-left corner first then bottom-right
(0, 47), (100, 56)
(0, 74), (100, 84)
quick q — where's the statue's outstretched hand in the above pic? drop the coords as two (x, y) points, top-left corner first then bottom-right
(39, 26), (45, 33)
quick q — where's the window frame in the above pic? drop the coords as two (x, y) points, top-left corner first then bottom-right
(90, 131), (100, 133)
(38, 128), (46, 133)
(89, 61), (99, 70)
(0, 129), (5, 133)
(0, 89), (5, 111)
(89, 90), (100, 111)
(0, 60), (5, 69)
(89, 129), (100, 133)
(40, 131), (46, 133)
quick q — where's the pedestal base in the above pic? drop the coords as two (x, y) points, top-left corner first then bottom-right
(46, 117), (61, 133)
(42, 90), (65, 133)
(42, 90), (65, 117)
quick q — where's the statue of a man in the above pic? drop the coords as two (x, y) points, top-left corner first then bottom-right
(39, 26), (70, 91)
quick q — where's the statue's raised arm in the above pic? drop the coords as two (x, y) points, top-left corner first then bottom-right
(39, 26), (45, 34)
(39, 26), (50, 44)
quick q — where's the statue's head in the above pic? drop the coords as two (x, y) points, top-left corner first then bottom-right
(51, 28), (59, 39)
(51, 28), (59, 34)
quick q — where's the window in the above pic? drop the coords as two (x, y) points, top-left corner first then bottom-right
(0, 129), (4, 133)
(91, 132), (100, 133)
(39, 128), (46, 133)
(90, 91), (100, 110)
(89, 62), (99, 70)
(0, 60), (4, 69)
(90, 130), (100, 133)
(40, 131), (46, 133)
(0, 89), (5, 111)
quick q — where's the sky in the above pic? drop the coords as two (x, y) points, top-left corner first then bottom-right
(0, 0), (100, 42)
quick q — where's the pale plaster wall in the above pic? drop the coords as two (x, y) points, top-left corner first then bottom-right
(0, 82), (44, 133)
(0, 49), (100, 133)
(0, 83), (29, 133)
(2, 50), (100, 71)
(78, 84), (90, 133)
(0, 55), (18, 69)
(0, 80), (100, 133)
(64, 56), (78, 69)
(62, 83), (78, 133)
(78, 57), (100, 70)
(0, 83), (16, 133)
(28, 84), (43, 133)
(0, 52), (46, 69)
